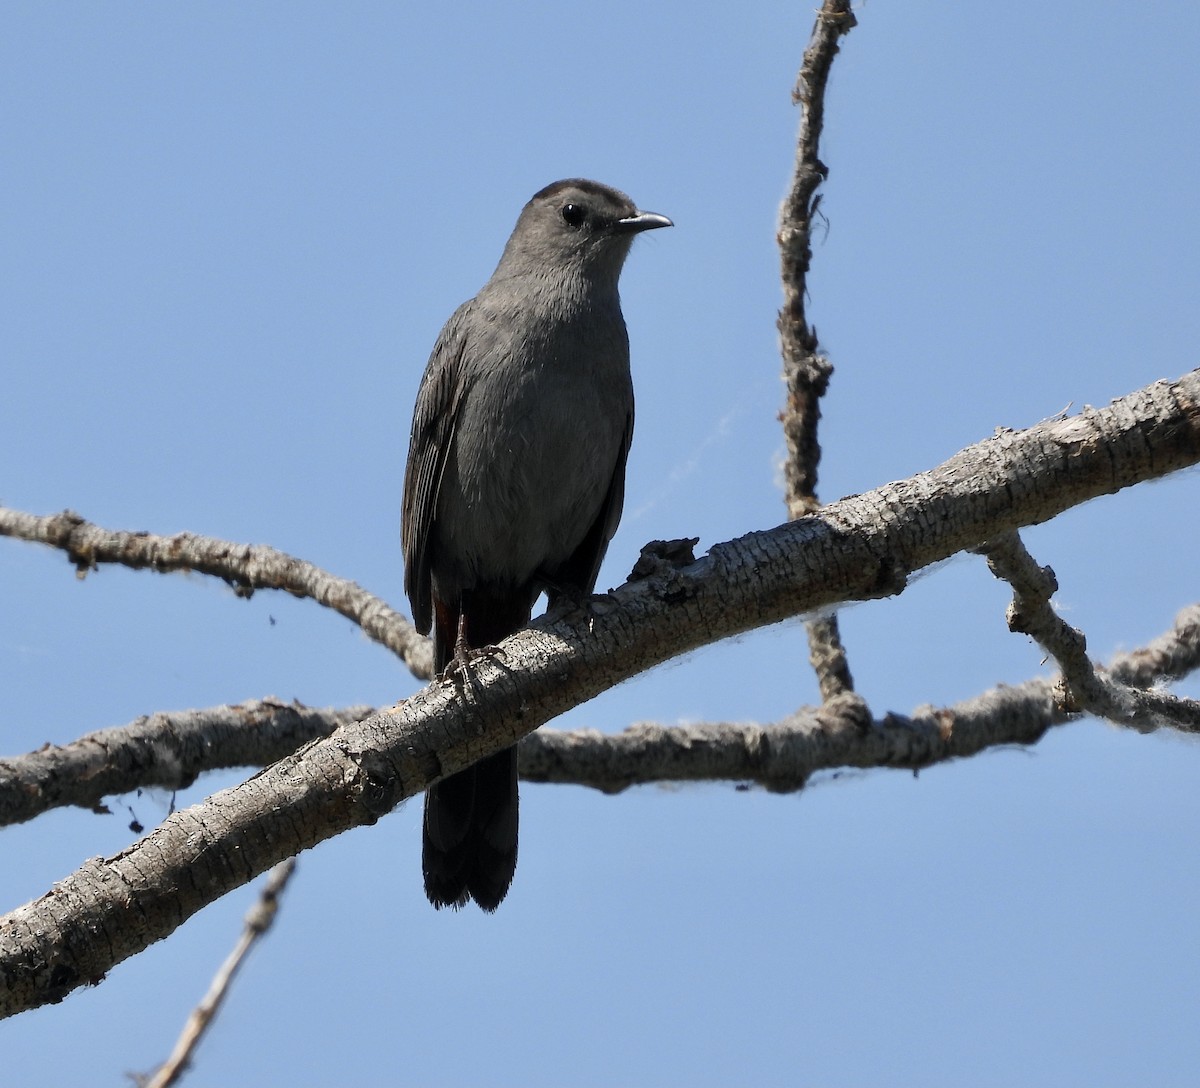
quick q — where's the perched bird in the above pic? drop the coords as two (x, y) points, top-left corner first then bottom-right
(401, 178), (671, 910)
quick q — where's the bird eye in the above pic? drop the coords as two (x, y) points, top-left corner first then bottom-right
(561, 203), (586, 228)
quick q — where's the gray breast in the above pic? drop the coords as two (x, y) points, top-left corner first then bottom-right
(433, 294), (633, 590)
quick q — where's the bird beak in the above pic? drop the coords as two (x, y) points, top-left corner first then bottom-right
(615, 211), (673, 234)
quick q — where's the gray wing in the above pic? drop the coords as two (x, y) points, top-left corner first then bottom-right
(549, 402), (634, 598)
(401, 302), (474, 634)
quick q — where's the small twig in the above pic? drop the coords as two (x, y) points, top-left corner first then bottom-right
(975, 532), (1200, 732)
(777, 0), (856, 511)
(1108, 605), (1200, 689)
(141, 859), (297, 1088)
(0, 506), (433, 679)
(805, 615), (856, 703)
(776, 0), (859, 703)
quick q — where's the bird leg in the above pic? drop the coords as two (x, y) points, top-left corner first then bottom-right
(439, 612), (507, 683)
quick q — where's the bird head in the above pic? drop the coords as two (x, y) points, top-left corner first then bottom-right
(496, 178), (672, 287)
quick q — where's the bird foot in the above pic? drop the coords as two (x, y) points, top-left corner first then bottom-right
(439, 638), (507, 684)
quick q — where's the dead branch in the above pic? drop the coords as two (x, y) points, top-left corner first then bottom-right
(0, 508), (433, 679)
(140, 860), (297, 1088)
(976, 532), (1200, 732)
(1, 370), (1197, 1018)
(777, 0), (859, 703)
(0, 700), (374, 827)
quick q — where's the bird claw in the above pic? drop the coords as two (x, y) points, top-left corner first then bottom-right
(439, 641), (507, 684)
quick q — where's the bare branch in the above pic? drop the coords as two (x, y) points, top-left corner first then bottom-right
(522, 604), (1200, 790)
(1, 370), (1197, 1018)
(0, 507), (433, 680)
(525, 687), (1048, 794)
(1108, 605), (1200, 690)
(777, 0), (858, 703)
(805, 615), (857, 703)
(141, 860), (297, 1088)
(0, 700), (374, 828)
(10, 600), (1196, 819)
(777, 0), (855, 513)
(976, 533), (1200, 733)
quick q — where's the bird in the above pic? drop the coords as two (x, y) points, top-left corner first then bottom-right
(401, 178), (671, 910)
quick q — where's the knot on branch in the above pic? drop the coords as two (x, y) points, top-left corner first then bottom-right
(44, 509), (93, 575)
(817, 691), (872, 733)
(628, 538), (700, 604)
(344, 747), (402, 821)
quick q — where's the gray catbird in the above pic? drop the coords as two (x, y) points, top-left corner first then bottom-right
(401, 178), (671, 910)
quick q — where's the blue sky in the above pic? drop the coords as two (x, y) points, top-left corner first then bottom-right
(3, 3), (1199, 1085)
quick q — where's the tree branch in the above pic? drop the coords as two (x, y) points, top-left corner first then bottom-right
(777, 0), (855, 512)
(6, 596), (1198, 818)
(0, 700), (374, 828)
(976, 532), (1200, 732)
(140, 859), (297, 1088)
(0, 508), (433, 680)
(1, 369), (1197, 1017)
(522, 604), (1200, 789)
(777, 0), (858, 703)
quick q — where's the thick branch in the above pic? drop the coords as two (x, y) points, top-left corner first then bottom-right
(0, 700), (374, 827)
(0, 508), (434, 679)
(1, 370), (1197, 1017)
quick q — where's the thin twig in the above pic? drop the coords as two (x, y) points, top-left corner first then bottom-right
(778, 0), (855, 425)
(0, 506), (433, 679)
(777, 0), (858, 701)
(975, 532), (1200, 732)
(805, 615), (856, 703)
(141, 859), (297, 1088)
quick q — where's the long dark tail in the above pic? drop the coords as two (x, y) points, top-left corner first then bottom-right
(423, 747), (519, 911)
(422, 587), (532, 911)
